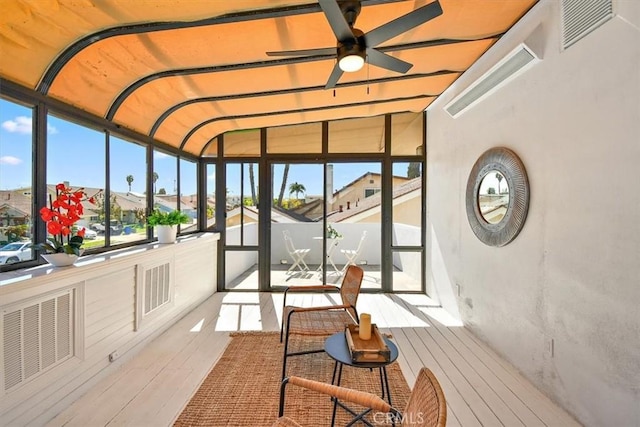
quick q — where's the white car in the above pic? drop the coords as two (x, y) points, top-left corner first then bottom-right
(0, 241), (32, 264)
(81, 227), (98, 240)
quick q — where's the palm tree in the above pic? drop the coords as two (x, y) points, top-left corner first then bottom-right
(277, 164), (290, 207)
(152, 172), (159, 194)
(495, 172), (503, 194)
(248, 164), (257, 206)
(126, 174), (134, 192)
(289, 182), (306, 200)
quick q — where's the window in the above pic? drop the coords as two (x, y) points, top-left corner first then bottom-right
(329, 116), (385, 153)
(179, 158), (198, 232)
(47, 113), (105, 249)
(206, 164), (216, 229)
(268, 123), (321, 154)
(110, 136), (147, 245)
(364, 188), (381, 198)
(0, 98), (34, 264)
(153, 149), (178, 239)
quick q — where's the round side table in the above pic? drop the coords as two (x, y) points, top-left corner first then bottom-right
(324, 331), (399, 426)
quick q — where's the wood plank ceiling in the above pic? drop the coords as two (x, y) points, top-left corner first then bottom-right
(0, 0), (537, 157)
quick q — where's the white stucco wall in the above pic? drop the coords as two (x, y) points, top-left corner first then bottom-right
(425, 1), (640, 426)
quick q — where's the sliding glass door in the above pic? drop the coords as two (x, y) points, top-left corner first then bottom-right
(269, 163), (323, 287)
(224, 162), (259, 290)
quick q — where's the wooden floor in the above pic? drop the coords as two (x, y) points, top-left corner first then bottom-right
(48, 292), (580, 427)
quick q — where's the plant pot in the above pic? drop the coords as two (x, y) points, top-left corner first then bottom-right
(41, 253), (79, 267)
(156, 225), (178, 244)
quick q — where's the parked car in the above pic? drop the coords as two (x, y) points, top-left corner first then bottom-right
(80, 227), (98, 240)
(0, 241), (32, 264)
(91, 220), (123, 235)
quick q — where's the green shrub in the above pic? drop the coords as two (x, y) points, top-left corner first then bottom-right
(146, 209), (189, 226)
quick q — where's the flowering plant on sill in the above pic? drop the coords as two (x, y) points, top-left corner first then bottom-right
(33, 183), (97, 256)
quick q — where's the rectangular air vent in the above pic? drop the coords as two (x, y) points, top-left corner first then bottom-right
(444, 43), (540, 118)
(562, 0), (613, 49)
(143, 262), (171, 315)
(3, 291), (73, 392)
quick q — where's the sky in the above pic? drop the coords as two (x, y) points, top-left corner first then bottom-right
(1, 98), (416, 198)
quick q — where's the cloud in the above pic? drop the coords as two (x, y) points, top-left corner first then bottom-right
(0, 156), (23, 165)
(2, 116), (32, 134)
(1, 116), (58, 134)
(154, 151), (170, 159)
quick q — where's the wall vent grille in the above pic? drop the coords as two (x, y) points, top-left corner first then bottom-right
(444, 43), (540, 118)
(2, 291), (73, 392)
(144, 262), (171, 315)
(562, 0), (613, 49)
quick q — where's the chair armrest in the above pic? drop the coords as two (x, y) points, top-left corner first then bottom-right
(282, 285), (340, 312)
(279, 376), (394, 417)
(284, 284), (339, 296)
(287, 304), (352, 313)
(284, 284), (340, 292)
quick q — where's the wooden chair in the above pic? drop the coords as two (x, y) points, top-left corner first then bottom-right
(275, 367), (447, 427)
(280, 264), (364, 380)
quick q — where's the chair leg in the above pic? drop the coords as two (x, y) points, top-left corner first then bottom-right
(287, 254), (309, 273)
(282, 312), (326, 380)
(282, 329), (291, 380)
(287, 259), (301, 273)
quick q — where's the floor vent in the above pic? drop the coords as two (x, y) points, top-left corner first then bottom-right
(144, 262), (171, 315)
(444, 43), (540, 118)
(2, 290), (73, 392)
(562, 0), (613, 49)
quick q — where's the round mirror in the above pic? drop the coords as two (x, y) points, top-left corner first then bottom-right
(466, 147), (529, 247)
(478, 171), (510, 224)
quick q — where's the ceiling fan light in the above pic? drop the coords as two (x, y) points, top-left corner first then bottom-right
(339, 54), (365, 72)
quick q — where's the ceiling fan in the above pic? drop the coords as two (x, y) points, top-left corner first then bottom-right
(267, 0), (443, 89)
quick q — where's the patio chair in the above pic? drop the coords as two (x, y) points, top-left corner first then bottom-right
(340, 230), (367, 271)
(280, 264), (364, 379)
(275, 367), (447, 427)
(283, 230), (311, 274)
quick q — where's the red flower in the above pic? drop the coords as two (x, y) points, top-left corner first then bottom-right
(40, 206), (55, 221)
(47, 221), (62, 235)
(58, 215), (74, 226)
(37, 183), (98, 254)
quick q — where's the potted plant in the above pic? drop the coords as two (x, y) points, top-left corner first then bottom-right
(32, 183), (97, 266)
(147, 209), (190, 244)
(326, 224), (342, 239)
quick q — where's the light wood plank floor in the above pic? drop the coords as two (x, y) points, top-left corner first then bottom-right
(48, 292), (580, 427)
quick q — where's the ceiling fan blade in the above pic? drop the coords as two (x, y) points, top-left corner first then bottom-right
(319, 0), (356, 42)
(366, 48), (413, 74)
(267, 47), (336, 57)
(325, 62), (344, 89)
(364, 0), (443, 47)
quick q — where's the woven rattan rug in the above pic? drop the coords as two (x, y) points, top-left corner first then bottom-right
(174, 331), (411, 426)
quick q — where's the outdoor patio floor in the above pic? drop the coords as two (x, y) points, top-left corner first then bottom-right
(49, 292), (580, 427)
(228, 264), (422, 292)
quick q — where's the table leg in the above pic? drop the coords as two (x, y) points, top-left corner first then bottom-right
(331, 362), (343, 427)
(331, 365), (395, 427)
(382, 367), (392, 407)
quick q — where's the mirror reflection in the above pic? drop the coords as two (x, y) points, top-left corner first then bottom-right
(478, 171), (510, 224)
